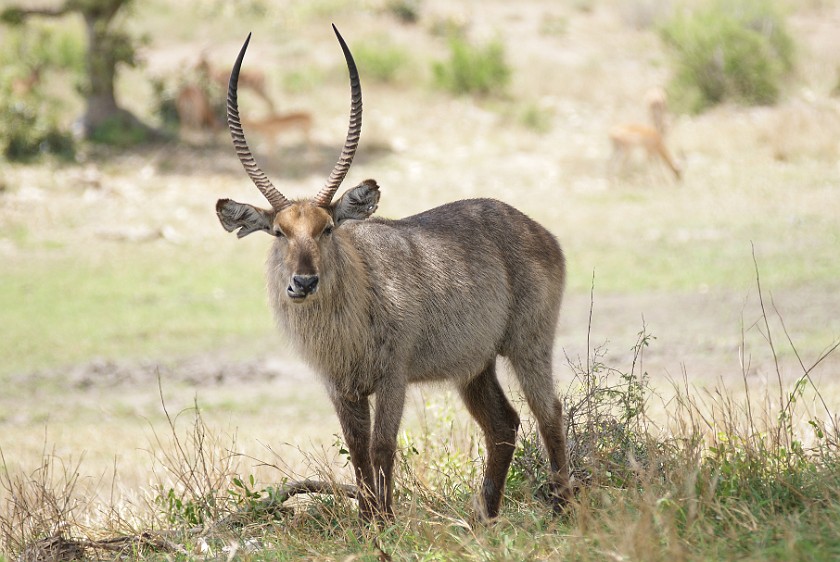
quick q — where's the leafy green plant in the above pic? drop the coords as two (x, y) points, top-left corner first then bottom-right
(562, 327), (666, 489)
(660, 0), (795, 112)
(228, 474), (268, 510)
(432, 36), (511, 96)
(155, 486), (215, 526)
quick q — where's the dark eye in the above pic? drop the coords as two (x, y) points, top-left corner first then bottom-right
(323, 225), (334, 236)
(273, 228), (285, 238)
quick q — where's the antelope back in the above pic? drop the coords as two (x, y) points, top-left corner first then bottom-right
(265, 198), (565, 394)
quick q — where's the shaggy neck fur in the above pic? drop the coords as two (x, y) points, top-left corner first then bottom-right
(267, 227), (374, 397)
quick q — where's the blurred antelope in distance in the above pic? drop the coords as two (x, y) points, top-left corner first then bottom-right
(11, 63), (43, 97)
(196, 52), (276, 113)
(241, 111), (314, 152)
(175, 83), (220, 132)
(609, 87), (682, 181)
(215, 26), (572, 521)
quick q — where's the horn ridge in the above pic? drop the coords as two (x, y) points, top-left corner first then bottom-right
(314, 25), (363, 207)
(227, 33), (291, 211)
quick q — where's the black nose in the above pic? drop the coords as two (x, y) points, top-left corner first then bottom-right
(292, 274), (319, 295)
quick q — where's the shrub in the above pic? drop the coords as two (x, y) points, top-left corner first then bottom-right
(87, 112), (156, 147)
(0, 21), (84, 74)
(354, 40), (411, 84)
(660, 0), (795, 112)
(150, 77), (180, 131)
(0, 102), (76, 162)
(518, 102), (554, 134)
(383, 0), (422, 24)
(432, 36), (511, 97)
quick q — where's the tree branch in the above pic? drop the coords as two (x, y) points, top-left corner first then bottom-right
(1, 5), (72, 25)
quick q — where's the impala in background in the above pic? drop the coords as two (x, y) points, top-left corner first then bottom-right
(609, 87), (682, 181)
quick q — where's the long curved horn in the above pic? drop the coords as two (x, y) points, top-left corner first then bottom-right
(227, 33), (291, 211)
(313, 25), (362, 207)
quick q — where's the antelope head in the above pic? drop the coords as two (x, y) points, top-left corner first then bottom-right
(216, 26), (380, 302)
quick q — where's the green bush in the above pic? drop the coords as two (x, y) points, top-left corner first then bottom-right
(660, 0), (794, 112)
(88, 112), (155, 147)
(354, 40), (411, 84)
(150, 77), (180, 131)
(0, 102), (76, 162)
(383, 0), (422, 24)
(0, 20), (84, 75)
(432, 36), (511, 96)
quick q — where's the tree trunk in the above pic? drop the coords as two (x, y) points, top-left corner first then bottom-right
(81, 11), (121, 133)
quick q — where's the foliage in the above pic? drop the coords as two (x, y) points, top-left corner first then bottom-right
(660, 0), (795, 112)
(383, 0), (422, 24)
(0, 0), (153, 141)
(432, 35), (511, 97)
(150, 77), (180, 130)
(0, 23), (81, 161)
(564, 328), (665, 488)
(87, 112), (156, 146)
(353, 40), (412, 84)
(0, 101), (76, 163)
(0, 21), (85, 75)
(517, 102), (554, 134)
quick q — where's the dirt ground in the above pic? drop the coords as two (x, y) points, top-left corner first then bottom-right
(2, 0), (839, 498)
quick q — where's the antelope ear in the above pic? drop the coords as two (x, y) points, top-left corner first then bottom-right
(216, 199), (275, 238)
(331, 179), (381, 226)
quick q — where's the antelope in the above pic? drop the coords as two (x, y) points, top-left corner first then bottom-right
(175, 83), (220, 132)
(196, 53), (276, 113)
(609, 87), (681, 181)
(216, 26), (571, 520)
(241, 111), (314, 152)
(11, 63), (43, 98)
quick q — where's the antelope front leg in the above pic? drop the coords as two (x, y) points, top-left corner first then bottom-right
(371, 380), (406, 518)
(332, 394), (376, 519)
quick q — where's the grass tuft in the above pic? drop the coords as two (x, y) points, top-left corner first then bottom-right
(432, 35), (511, 97)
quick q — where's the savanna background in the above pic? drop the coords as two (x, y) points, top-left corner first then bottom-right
(1, 0), (839, 559)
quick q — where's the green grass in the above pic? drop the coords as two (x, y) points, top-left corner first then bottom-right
(568, 234), (840, 294)
(0, 245), (272, 377)
(3, 204), (837, 376)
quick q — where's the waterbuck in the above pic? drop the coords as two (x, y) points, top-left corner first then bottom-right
(216, 26), (571, 519)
